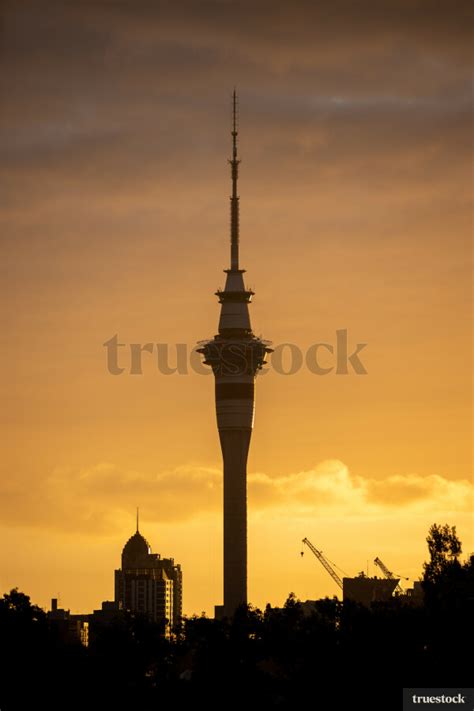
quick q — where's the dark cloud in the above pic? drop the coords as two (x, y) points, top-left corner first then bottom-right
(1, 0), (470, 110)
(1, 0), (470, 194)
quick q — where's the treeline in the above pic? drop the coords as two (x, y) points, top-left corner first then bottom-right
(0, 524), (472, 710)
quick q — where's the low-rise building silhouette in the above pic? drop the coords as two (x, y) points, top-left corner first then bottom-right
(343, 573), (399, 606)
(47, 598), (89, 646)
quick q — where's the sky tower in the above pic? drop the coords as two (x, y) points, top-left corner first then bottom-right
(198, 91), (272, 618)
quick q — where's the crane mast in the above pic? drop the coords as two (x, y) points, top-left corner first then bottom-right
(302, 538), (343, 590)
(373, 556), (404, 595)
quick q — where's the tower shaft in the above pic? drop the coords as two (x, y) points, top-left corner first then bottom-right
(221, 428), (251, 611)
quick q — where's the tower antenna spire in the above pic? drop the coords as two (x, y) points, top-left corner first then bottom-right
(229, 88), (241, 271)
(136, 507), (139, 533)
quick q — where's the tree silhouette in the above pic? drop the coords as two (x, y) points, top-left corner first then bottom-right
(423, 523), (462, 586)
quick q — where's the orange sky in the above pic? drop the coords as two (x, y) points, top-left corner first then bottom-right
(1, 0), (472, 616)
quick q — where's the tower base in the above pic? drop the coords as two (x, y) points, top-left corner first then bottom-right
(214, 604), (224, 620)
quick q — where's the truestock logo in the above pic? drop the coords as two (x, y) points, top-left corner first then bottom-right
(103, 330), (368, 376)
(403, 689), (474, 710)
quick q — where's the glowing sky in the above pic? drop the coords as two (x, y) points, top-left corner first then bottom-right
(1, 0), (472, 615)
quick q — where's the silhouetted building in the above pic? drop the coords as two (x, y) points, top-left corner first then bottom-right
(198, 91), (271, 618)
(91, 600), (123, 622)
(343, 574), (399, 606)
(403, 580), (424, 605)
(48, 598), (89, 646)
(114, 520), (182, 634)
(88, 601), (124, 645)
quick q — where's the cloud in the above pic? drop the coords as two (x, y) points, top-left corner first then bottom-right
(0, 0), (469, 277)
(1, 0), (470, 180)
(249, 461), (473, 515)
(1, 460), (471, 535)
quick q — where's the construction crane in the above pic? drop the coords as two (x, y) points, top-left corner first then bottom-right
(301, 538), (343, 590)
(373, 556), (407, 595)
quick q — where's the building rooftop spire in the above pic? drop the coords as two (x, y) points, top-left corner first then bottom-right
(229, 88), (241, 271)
(136, 506), (139, 533)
